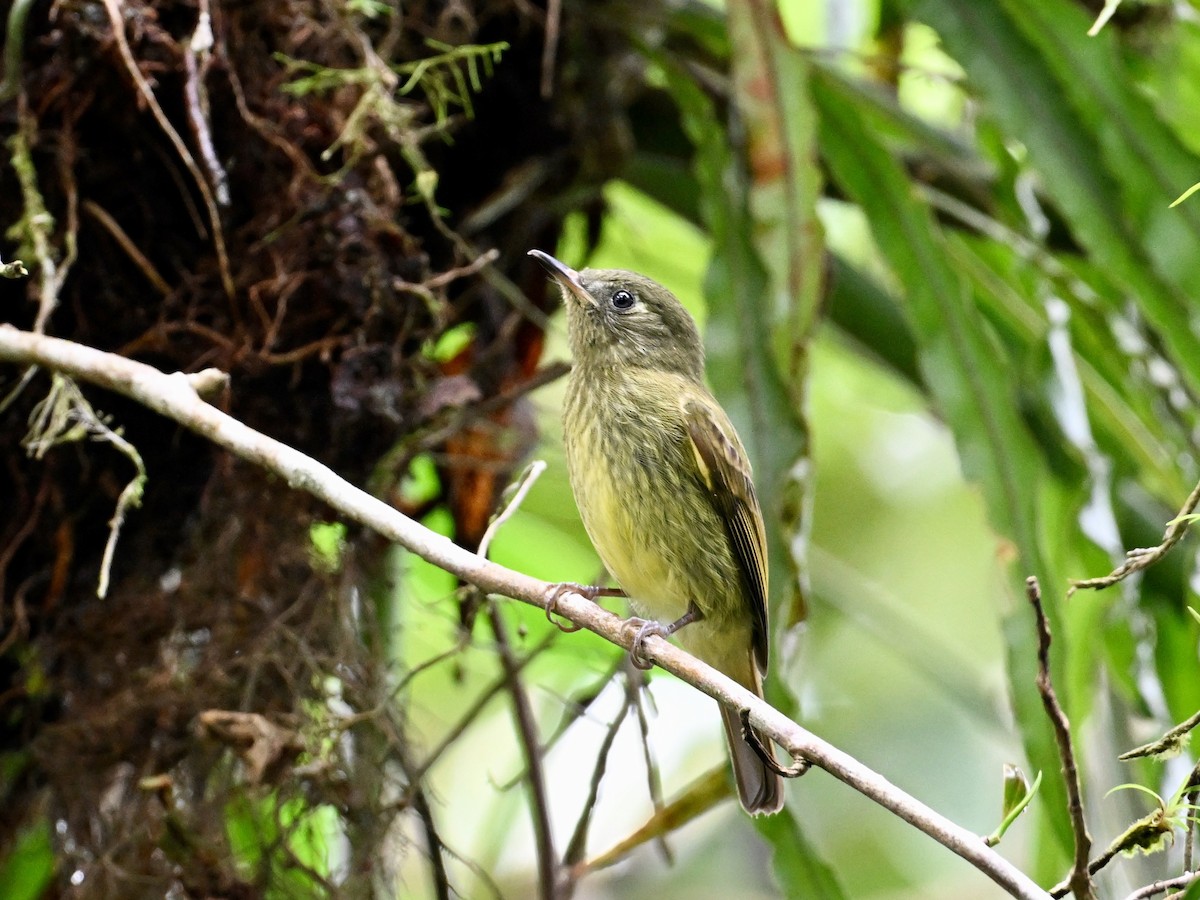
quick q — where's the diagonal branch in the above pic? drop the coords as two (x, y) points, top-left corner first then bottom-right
(0, 326), (1051, 900)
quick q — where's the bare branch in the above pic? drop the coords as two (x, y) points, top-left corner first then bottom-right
(82, 201), (171, 297)
(1070, 478), (1200, 594)
(1121, 870), (1200, 900)
(562, 675), (633, 868)
(485, 601), (560, 898)
(0, 327), (1051, 900)
(1026, 577), (1095, 900)
(404, 632), (556, 790)
(1120, 709), (1200, 762)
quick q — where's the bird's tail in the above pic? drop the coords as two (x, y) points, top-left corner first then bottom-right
(719, 663), (784, 816)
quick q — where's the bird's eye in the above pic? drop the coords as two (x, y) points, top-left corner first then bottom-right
(611, 290), (635, 310)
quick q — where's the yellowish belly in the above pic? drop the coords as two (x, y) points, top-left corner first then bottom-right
(572, 459), (685, 620)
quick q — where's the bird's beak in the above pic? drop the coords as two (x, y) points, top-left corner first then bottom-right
(528, 249), (594, 307)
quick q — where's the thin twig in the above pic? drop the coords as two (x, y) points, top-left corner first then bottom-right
(100, 0), (234, 299)
(1053, 758), (1200, 895)
(487, 601), (559, 898)
(1053, 834), (1133, 896)
(1027, 577), (1095, 900)
(472, 460), (556, 897)
(183, 0), (231, 207)
(0, 366), (37, 416)
(477, 460), (546, 557)
(474, 460), (560, 896)
(82, 200), (171, 297)
(539, 0), (561, 98)
(1121, 871), (1199, 900)
(0, 327), (1052, 900)
(1120, 709), (1200, 761)
(562, 675), (633, 868)
(392, 744), (451, 900)
(1070, 478), (1200, 594)
(575, 767), (729, 876)
(413, 785), (452, 900)
(404, 631), (557, 789)
(390, 636), (471, 699)
(628, 660), (671, 863)
(0, 475), (48, 652)
(1180, 761), (1200, 876)
(433, 831), (506, 900)
(1188, 791), (1198, 876)
(393, 247), (500, 298)
(493, 655), (626, 793)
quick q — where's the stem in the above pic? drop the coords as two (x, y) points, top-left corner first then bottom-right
(487, 600), (559, 898)
(1026, 577), (1094, 900)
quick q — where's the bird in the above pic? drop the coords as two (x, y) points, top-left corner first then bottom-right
(529, 248), (784, 815)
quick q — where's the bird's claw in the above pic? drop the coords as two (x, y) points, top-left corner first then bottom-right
(542, 582), (594, 633)
(629, 618), (668, 670)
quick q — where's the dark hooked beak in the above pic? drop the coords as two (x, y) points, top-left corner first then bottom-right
(528, 249), (595, 307)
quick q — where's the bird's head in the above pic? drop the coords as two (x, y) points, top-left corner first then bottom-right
(529, 249), (704, 381)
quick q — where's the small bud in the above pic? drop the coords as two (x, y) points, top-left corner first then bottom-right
(1002, 763), (1032, 819)
(985, 765), (1040, 846)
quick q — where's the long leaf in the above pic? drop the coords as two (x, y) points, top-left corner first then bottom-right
(814, 75), (1075, 865)
(914, 0), (1200, 402)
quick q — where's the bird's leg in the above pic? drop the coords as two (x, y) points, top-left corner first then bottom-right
(543, 582), (627, 633)
(629, 602), (703, 670)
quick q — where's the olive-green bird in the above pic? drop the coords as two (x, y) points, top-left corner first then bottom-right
(529, 249), (783, 816)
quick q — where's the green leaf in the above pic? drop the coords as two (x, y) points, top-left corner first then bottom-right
(813, 70), (1074, 866)
(760, 804), (850, 899)
(0, 819), (54, 900)
(914, 0), (1200, 399)
(225, 793), (338, 898)
(1169, 182), (1200, 208)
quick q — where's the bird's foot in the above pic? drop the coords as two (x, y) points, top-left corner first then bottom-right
(543, 583), (626, 633)
(627, 604), (702, 670)
(628, 619), (668, 670)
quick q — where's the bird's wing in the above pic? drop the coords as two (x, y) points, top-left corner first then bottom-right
(682, 396), (770, 672)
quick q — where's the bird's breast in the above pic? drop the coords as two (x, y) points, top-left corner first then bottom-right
(562, 371), (740, 628)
